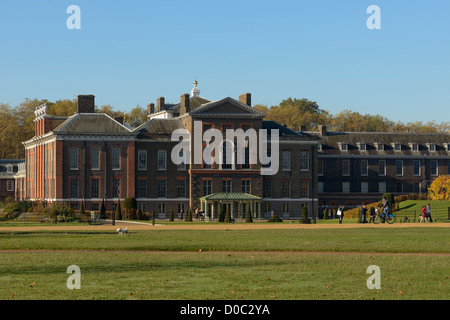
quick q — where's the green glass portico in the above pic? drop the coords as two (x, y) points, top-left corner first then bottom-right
(199, 192), (262, 220)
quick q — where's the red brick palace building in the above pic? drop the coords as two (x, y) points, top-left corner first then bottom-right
(22, 83), (320, 220)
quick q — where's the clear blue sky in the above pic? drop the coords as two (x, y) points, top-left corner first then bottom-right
(0, 0), (449, 123)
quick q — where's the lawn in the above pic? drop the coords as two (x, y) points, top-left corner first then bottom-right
(0, 227), (449, 300)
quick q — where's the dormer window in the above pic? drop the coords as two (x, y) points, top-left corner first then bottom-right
(445, 143), (450, 152)
(339, 142), (348, 151)
(393, 143), (401, 151)
(317, 143), (323, 152)
(6, 165), (13, 173)
(427, 143), (436, 152)
(358, 142), (367, 151)
(410, 142), (419, 151)
(376, 142), (384, 151)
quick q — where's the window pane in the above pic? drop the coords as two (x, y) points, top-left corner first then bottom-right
(70, 148), (78, 169)
(282, 151), (290, 171)
(157, 180), (167, 197)
(91, 148), (99, 170)
(177, 180), (186, 198)
(300, 152), (309, 171)
(112, 148), (120, 169)
(112, 179), (120, 198)
(157, 150), (166, 170)
(138, 150), (147, 171)
(413, 160), (420, 176)
(91, 179), (99, 198)
(342, 160), (350, 176)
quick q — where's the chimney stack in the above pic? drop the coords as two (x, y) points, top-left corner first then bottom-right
(157, 97), (165, 112)
(318, 125), (327, 136)
(180, 93), (190, 115)
(77, 95), (95, 113)
(239, 93), (251, 107)
(147, 103), (155, 115)
(300, 125), (306, 132)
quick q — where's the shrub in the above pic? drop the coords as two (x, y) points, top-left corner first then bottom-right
(301, 205), (311, 224)
(267, 215), (282, 222)
(123, 198), (137, 210)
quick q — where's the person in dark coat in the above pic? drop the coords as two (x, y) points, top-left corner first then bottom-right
(360, 204), (367, 223)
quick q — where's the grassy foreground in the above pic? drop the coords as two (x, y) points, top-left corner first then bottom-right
(0, 227), (449, 300)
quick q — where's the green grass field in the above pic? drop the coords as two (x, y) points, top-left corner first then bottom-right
(0, 226), (449, 300)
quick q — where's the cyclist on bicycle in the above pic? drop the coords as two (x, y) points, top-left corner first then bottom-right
(380, 197), (390, 222)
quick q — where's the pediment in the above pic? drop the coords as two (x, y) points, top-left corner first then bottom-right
(189, 97), (266, 118)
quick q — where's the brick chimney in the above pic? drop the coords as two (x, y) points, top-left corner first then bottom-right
(147, 103), (155, 115)
(179, 93), (190, 115)
(157, 97), (165, 112)
(77, 95), (95, 113)
(239, 93), (251, 107)
(318, 125), (327, 136)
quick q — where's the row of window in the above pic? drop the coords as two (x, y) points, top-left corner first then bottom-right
(319, 159), (448, 177)
(67, 178), (311, 199)
(319, 181), (426, 194)
(69, 148), (312, 172)
(333, 142), (449, 152)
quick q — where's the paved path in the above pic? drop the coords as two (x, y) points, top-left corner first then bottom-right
(0, 221), (448, 232)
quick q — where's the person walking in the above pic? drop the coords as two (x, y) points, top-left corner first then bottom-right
(337, 205), (344, 224)
(369, 206), (375, 223)
(420, 206), (427, 223)
(360, 204), (367, 223)
(426, 203), (432, 223)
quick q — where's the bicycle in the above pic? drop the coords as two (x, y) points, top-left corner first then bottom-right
(373, 207), (395, 224)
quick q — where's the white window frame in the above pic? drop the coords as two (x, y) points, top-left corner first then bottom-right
(138, 150), (147, 171)
(342, 182), (350, 193)
(69, 148), (79, 170)
(396, 160), (403, 176)
(300, 151), (309, 171)
(282, 151), (291, 172)
(378, 181), (386, 193)
(413, 160), (421, 176)
(361, 182), (368, 193)
(361, 160), (368, 176)
(430, 160), (438, 176)
(91, 147), (100, 170)
(378, 160), (386, 176)
(342, 159), (350, 176)
(157, 150), (167, 171)
(7, 180), (14, 192)
(112, 147), (121, 170)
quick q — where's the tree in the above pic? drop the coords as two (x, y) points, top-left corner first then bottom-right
(428, 175), (450, 200)
(245, 203), (253, 223)
(115, 201), (122, 220)
(169, 208), (174, 222)
(100, 199), (106, 219)
(218, 204), (224, 222)
(225, 204), (232, 223)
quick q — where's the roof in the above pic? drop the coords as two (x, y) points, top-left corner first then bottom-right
(134, 118), (185, 134)
(316, 131), (450, 156)
(53, 113), (132, 133)
(199, 192), (262, 201)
